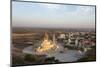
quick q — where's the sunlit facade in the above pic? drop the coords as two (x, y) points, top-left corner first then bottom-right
(36, 33), (59, 53)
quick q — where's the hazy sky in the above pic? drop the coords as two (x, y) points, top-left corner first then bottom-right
(12, 1), (95, 29)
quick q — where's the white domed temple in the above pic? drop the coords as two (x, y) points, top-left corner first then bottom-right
(36, 33), (59, 53)
(23, 32), (61, 55)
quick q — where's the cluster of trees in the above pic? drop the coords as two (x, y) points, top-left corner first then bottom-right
(77, 46), (96, 62)
(13, 54), (60, 66)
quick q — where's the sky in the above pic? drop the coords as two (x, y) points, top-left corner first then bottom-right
(12, 1), (95, 29)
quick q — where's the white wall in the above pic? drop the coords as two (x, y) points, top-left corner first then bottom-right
(0, 0), (100, 67)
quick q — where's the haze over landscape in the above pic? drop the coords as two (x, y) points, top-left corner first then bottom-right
(12, 1), (95, 29)
(12, 1), (96, 66)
